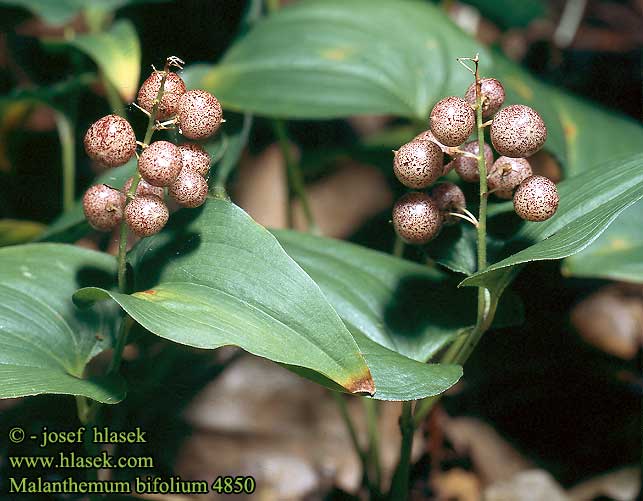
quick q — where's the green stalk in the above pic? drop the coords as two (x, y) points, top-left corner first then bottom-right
(363, 398), (382, 492)
(413, 55), (497, 427)
(272, 119), (319, 234)
(111, 63), (170, 375)
(389, 401), (414, 500)
(55, 112), (76, 212)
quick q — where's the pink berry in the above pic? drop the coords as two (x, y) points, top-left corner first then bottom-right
(138, 141), (183, 187)
(490, 105), (547, 158)
(122, 176), (165, 199)
(392, 192), (442, 245)
(513, 175), (559, 222)
(453, 140), (494, 183)
(487, 156), (533, 192)
(431, 182), (466, 225)
(169, 168), (209, 208)
(393, 140), (443, 189)
(83, 115), (136, 167)
(125, 195), (169, 237)
(413, 130), (457, 156)
(464, 78), (505, 119)
(136, 71), (186, 120)
(177, 89), (223, 140)
(429, 96), (475, 147)
(82, 184), (126, 231)
(178, 143), (211, 177)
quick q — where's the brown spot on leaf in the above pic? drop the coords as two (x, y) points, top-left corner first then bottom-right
(345, 367), (376, 396)
(143, 289), (157, 295)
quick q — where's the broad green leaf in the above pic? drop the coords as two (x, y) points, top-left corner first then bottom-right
(39, 159), (137, 243)
(0, 219), (45, 246)
(274, 229), (523, 363)
(562, 201), (643, 283)
(0, 243), (125, 402)
(0, 0), (168, 25)
(68, 20), (141, 101)
(185, 0), (492, 119)
(461, 154), (643, 289)
(75, 200), (376, 396)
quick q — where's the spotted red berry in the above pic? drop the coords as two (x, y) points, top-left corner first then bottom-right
(138, 141), (183, 187)
(464, 78), (505, 119)
(136, 71), (186, 120)
(84, 115), (136, 167)
(392, 192), (442, 245)
(513, 175), (559, 222)
(394, 140), (444, 189)
(82, 184), (126, 231)
(169, 168), (208, 208)
(125, 195), (169, 237)
(177, 89), (223, 140)
(178, 143), (211, 177)
(487, 156), (533, 192)
(429, 96), (475, 147)
(122, 176), (165, 199)
(431, 182), (466, 225)
(490, 105), (547, 158)
(453, 140), (494, 183)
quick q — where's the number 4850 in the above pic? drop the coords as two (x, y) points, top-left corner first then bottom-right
(211, 476), (256, 494)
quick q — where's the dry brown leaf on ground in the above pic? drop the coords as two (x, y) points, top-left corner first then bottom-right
(484, 470), (569, 501)
(292, 160), (392, 238)
(442, 416), (532, 485)
(431, 467), (482, 501)
(180, 355), (424, 498)
(568, 465), (640, 501)
(571, 283), (643, 360)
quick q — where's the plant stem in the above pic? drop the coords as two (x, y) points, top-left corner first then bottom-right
(111, 61), (170, 375)
(393, 235), (405, 258)
(363, 398), (382, 492)
(390, 401), (414, 501)
(331, 392), (377, 494)
(55, 112), (75, 212)
(272, 119), (319, 234)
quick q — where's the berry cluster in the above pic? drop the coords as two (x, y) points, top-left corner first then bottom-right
(392, 77), (559, 245)
(82, 59), (223, 238)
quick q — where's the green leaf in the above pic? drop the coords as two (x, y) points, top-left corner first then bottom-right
(274, 229), (522, 363)
(462, 154), (643, 289)
(0, 0), (168, 25)
(39, 159), (137, 243)
(0, 243), (125, 402)
(184, 0), (492, 119)
(562, 201), (643, 283)
(67, 20), (141, 101)
(75, 200), (376, 396)
(0, 219), (45, 246)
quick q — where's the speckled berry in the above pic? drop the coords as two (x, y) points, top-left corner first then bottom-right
(178, 143), (211, 177)
(513, 175), (559, 222)
(490, 105), (547, 158)
(392, 192), (442, 245)
(177, 89), (223, 140)
(125, 195), (169, 237)
(453, 141), (494, 183)
(82, 184), (126, 231)
(137, 71), (186, 120)
(138, 141), (183, 187)
(394, 140), (443, 189)
(122, 176), (165, 199)
(431, 182), (466, 225)
(169, 167), (208, 208)
(84, 115), (136, 167)
(464, 78), (505, 119)
(429, 96), (475, 147)
(488, 156), (533, 192)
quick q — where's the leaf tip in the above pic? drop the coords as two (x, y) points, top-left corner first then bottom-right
(345, 369), (376, 396)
